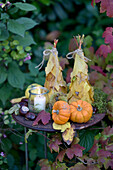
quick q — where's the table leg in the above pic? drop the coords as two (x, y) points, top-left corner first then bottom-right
(44, 132), (47, 159)
(24, 127), (29, 170)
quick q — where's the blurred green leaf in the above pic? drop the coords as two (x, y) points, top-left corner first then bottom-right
(1, 13), (9, 20)
(34, 71), (45, 86)
(8, 7), (19, 14)
(105, 52), (113, 64)
(10, 134), (22, 145)
(61, 0), (74, 12)
(17, 46), (23, 51)
(0, 66), (7, 84)
(84, 35), (93, 48)
(79, 129), (96, 153)
(25, 46), (31, 51)
(54, 3), (68, 20)
(7, 154), (14, 167)
(1, 138), (12, 153)
(14, 32), (36, 46)
(8, 62), (25, 89)
(12, 40), (19, 45)
(39, 0), (51, 6)
(0, 160), (3, 165)
(0, 27), (9, 41)
(0, 84), (12, 105)
(8, 19), (25, 37)
(29, 149), (37, 161)
(16, 17), (38, 31)
(14, 2), (36, 11)
(26, 60), (39, 76)
(4, 119), (10, 124)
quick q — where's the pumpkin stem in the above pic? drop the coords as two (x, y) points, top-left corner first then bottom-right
(53, 109), (59, 115)
(77, 105), (82, 111)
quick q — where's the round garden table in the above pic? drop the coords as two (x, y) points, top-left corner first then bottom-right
(12, 113), (105, 170)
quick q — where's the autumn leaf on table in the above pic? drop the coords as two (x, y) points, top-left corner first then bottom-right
(62, 124), (76, 145)
(32, 110), (51, 126)
(48, 134), (62, 153)
(53, 122), (71, 132)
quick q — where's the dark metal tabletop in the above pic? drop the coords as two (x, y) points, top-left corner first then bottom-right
(12, 113), (106, 132)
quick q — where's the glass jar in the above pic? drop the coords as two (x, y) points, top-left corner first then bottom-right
(28, 86), (49, 113)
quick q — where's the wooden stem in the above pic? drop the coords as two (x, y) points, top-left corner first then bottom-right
(77, 105), (82, 111)
(54, 39), (58, 48)
(52, 109), (59, 114)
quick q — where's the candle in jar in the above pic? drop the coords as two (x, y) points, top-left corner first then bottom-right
(34, 95), (46, 111)
(32, 87), (41, 94)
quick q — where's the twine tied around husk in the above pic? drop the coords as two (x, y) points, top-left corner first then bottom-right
(35, 47), (59, 92)
(35, 47), (58, 70)
(66, 49), (91, 62)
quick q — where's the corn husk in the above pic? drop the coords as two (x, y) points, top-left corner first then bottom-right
(44, 48), (67, 104)
(67, 51), (94, 104)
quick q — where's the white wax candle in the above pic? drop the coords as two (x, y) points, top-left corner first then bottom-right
(34, 95), (46, 111)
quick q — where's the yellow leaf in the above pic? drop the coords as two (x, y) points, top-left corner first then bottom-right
(71, 53), (88, 79)
(53, 122), (71, 132)
(62, 125), (75, 145)
(45, 53), (55, 75)
(10, 96), (26, 104)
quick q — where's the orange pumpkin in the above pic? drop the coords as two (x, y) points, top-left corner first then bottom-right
(52, 101), (70, 124)
(70, 100), (93, 123)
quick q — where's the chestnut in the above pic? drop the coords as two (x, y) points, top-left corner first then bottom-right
(19, 106), (29, 116)
(25, 112), (36, 121)
(92, 106), (98, 114)
(21, 98), (28, 103)
(19, 101), (28, 107)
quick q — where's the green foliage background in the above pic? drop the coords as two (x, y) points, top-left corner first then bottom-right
(0, 0), (113, 169)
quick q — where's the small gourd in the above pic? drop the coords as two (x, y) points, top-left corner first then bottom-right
(70, 100), (93, 123)
(52, 101), (70, 125)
